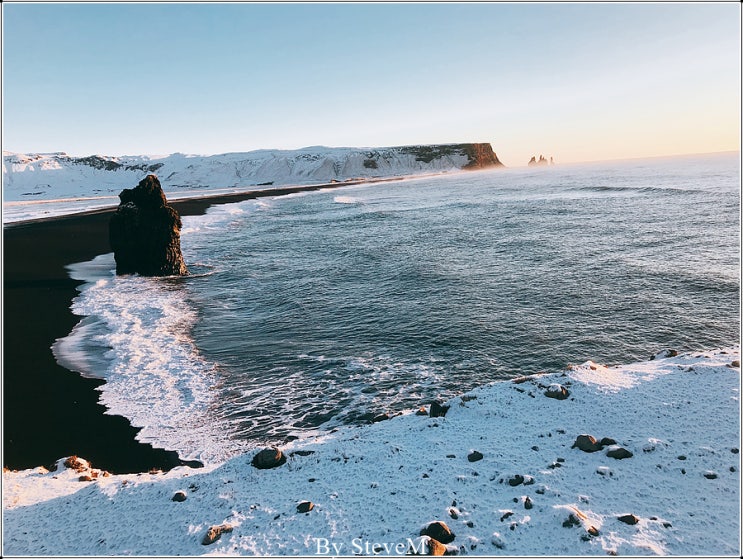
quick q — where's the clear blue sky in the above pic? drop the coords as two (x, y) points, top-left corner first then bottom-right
(2, 2), (740, 165)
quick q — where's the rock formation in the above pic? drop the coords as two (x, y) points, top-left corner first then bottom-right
(460, 143), (505, 169)
(528, 155), (551, 167)
(108, 175), (188, 276)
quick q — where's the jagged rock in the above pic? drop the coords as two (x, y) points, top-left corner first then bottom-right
(467, 451), (484, 462)
(651, 349), (678, 360)
(64, 456), (88, 472)
(420, 521), (455, 544)
(562, 514), (581, 528)
(297, 501), (314, 513)
(109, 175), (188, 276)
(251, 447), (287, 469)
(524, 496), (533, 510)
(528, 155), (550, 167)
(606, 446), (633, 460)
(618, 514), (640, 525)
(572, 434), (602, 453)
(416, 407), (429, 416)
(202, 524), (233, 545)
(544, 384), (570, 400)
(372, 413), (390, 423)
(429, 401), (450, 418)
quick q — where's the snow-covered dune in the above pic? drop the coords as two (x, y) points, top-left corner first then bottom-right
(3, 346), (739, 556)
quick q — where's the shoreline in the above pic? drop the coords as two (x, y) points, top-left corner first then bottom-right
(2, 173), (435, 473)
(3, 346), (740, 555)
(3, 172), (437, 227)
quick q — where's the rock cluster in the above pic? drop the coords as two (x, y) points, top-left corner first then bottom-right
(528, 155), (554, 166)
(109, 175), (188, 276)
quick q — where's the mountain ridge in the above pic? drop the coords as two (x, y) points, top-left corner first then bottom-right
(3, 143), (503, 202)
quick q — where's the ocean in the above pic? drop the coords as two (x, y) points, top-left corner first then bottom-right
(54, 152), (740, 464)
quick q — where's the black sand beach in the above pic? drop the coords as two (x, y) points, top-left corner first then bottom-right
(3, 179), (407, 473)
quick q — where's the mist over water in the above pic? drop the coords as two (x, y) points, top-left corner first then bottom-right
(61, 153), (740, 461)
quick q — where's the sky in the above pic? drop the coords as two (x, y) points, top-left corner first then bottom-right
(2, 2), (740, 166)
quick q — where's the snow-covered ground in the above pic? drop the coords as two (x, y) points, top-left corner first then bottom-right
(3, 347), (740, 556)
(2, 146), (473, 224)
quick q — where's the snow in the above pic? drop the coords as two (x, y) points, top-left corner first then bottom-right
(2, 147), (471, 224)
(3, 347), (740, 556)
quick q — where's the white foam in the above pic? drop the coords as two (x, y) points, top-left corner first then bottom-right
(54, 254), (243, 464)
(333, 195), (361, 204)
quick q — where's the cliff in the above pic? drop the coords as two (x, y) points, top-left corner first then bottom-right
(3, 143), (505, 202)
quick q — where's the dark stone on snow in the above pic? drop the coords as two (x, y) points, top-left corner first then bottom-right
(572, 434), (602, 453)
(372, 413), (390, 423)
(599, 437), (617, 447)
(297, 501), (314, 513)
(524, 496), (533, 510)
(544, 384), (570, 400)
(429, 401), (450, 418)
(617, 514), (639, 525)
(507, 474), (525, 487)
(109, 175), (188, 276)
(291, 450), (316, 457)
(606, 447), (633, 460)
(562, 514), (581, 528)
(172, 491), (187, 502)
(420, 521), (455, 544)
(467, 451), (483, 462)
(251, 447), (287, 469)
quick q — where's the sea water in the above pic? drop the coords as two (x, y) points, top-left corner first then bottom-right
(56, 153), (740, 463)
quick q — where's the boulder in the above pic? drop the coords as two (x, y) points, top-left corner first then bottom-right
(429, 401), (450, 418)
(606, 446), (633, 460)
(617, 514), (639, 525)
(427, 537), (448, 556)
(251, 447), (287, 469)
(202, 524), (233, 545)
(297, 501), (314, 513)
(172, 491), (187, 502)
(507, 474), (525, 487)
(109, 175), (188, 276)
(571, 434), (602, 453)
(467, 450), (484, 462)
(420, 521), (455, 544)
(544, 384), (570, 400)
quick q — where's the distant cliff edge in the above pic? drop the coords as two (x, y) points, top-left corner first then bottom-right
(3, 143), (506, 201)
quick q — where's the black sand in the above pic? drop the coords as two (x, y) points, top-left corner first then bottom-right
(3, 180), (403, 473)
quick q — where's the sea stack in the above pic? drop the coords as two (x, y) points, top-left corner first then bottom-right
(109, 174), (188, 276)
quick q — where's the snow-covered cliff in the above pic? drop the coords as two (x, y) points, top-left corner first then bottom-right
(2, 144), (503, 202)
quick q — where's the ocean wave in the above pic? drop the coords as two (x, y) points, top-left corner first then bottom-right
(54, 254), (244, 464)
